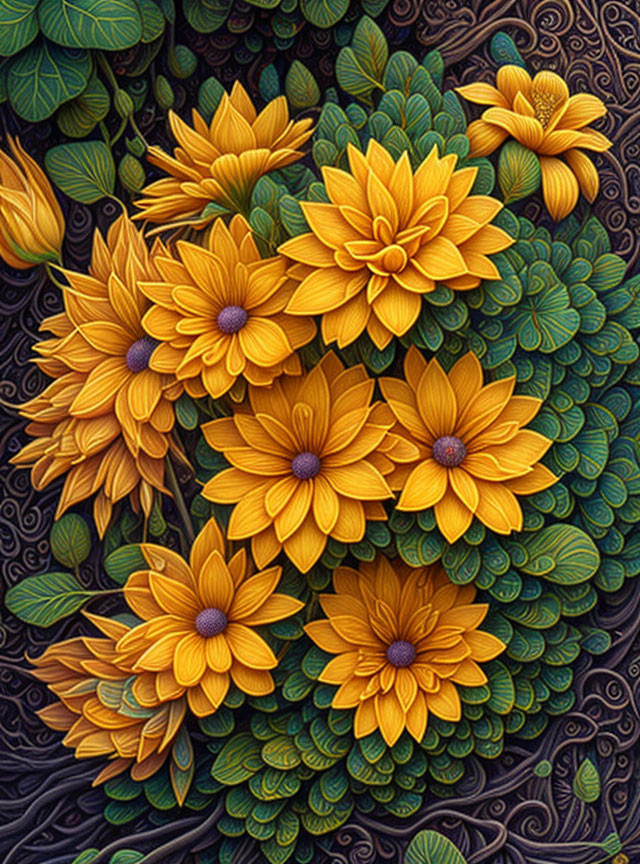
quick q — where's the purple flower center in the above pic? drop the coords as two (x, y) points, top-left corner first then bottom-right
(195, 607), (228, 637)
(292, 451), (321, 480)
(126, 336), (158, 373)
(217, 305), (248, 334)
(386, 640), (416, 668)
(432, 435), (466, 468)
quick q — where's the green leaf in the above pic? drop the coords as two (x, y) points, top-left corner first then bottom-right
(136, 0), (165, 41)
(497, 141), (541, 204)
(183, 0), (231, 32)
(285, 60), (320, 110)
(0, 0), (39, 57)
(336, 16), (387, 101)
(520, 525), (600, 585)
(299, 0), (348, 28)
(533, 759), (552, 778)
(57, 75), (110, 137)
(262, 736), (301, 770)
(175, 392), (199, 429)
(38, 0), (142, 49)
(573, 757), (600, 802)
(50, 514), (91, 568)
(104, 544), (146, 585)
(72, 852), (99, 864)
(8, 38), (91, 121)
(109, 852), (144, 864)
(197, 75), (224, 122)
(5, 572), (94, 627)
(405, 829), (468, 864)
(45, 141), (116, 203)
(211, 733), (263, 785)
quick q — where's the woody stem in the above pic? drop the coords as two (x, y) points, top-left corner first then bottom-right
(164, 455), (195, 545)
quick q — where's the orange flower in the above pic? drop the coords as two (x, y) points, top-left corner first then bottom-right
(381, 347), (557, 543)
(142, 215), (316, 400)
(201, 352), (412, 572)
(305, 556), (505, 746)
(135, 83), (314, 226)
(456, 66), (611, 220)
(116, 517), (304, 717)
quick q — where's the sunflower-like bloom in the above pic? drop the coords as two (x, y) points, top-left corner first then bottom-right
(0, 137), (64, 269)
(381, 347), (557, 543)
(279, 140), (513, 350)
(305, 556), (505, 746)
(202, 352), (413, 572)
(135, 83), (314, 226)
(10, 216), (182, 536)
(456, 66), (611, 221)
(115, 517), (304, 717)
(31, 613), (187, 789)
(142, 215), (316, 400)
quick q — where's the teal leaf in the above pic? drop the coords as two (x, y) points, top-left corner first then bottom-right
(50, 514), (91, 568)
(573, 757), (600, 802)
(45, 141), (116, 203)
(519, 525), (600, 585)
(183, 0), (231, 33)
(405, 829), (468, 864)
(8, 38), (91, 121)
(336, 15), (387, 101)
(300, 0), (348, 28)
(285, 60), (320, 109)
(197, 75), (224, 122)
(104, 544), (146, 585)
(211, 734), (263, 784)
(38, 0), (143, 49)
(56, 75), (110, 137)
(0, 0), (39, 56)
(135, 0), (165, 41)
(5, 572), (95, 627)
(497, 141), (541, 204)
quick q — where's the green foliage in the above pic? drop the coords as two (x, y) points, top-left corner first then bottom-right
(50, 514), (91, 568)
(5, 572), (95, 626)
(45, 141), (116, 203)
(405, 830), (468, 864)
(573, 758), (600, 802)
(498, 141), (541, 204)
(285, 61), (320, 110)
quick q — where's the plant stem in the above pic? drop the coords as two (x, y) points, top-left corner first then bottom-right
(165, 455), (195, 545)
(44, 262), (68, 291)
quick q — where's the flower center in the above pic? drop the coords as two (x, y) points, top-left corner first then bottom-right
(381, 244), (407, 273)
(432, 435), (467, 467)
(386, 640), (416, 668)
(195, 607), (228, 637)
(531, 89), (562, 128)
(126, 336), (158, 373)
(217, 305), (248, 334)
(291, 451), (321, 480)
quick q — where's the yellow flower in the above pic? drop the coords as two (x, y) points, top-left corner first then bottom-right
(10, 215), (182, 536)
(456, 66), (612, 221)
(142, 215), (316, 400)
(381, 347), (557, 543)
(31, 613), (187, 788)
(305, 556), (505, 746)
(279, 140), (513, 350)
(0, 137), (64, 269)
(135, 83), (314, 226)
(116, 517), (304, 717)
(201, 352), (412, 572)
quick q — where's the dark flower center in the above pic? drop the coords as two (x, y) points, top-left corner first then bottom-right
(195, 607), (228, 637)
(292, 451), (321, 480)
(126, 336), (158, 373)
(217, 305), (248, 334)
(386, 640), (416, 668)
(432, 435), (466, 468)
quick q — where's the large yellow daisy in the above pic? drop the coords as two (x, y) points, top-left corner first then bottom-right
(279, 139), (513, 350)
(305, 556), (505, 746)
(456, 66), (611, 221)
(202, 352), (414, 572)
(142, 215), (316, 400)
(116, 517), (304, 717)
(11, 215), (182, 535)
(135, 82), (314, 226)
(381, 347), (557, 543)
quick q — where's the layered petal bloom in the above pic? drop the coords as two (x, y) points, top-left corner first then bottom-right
(279, 140), (513, 350)
(31, 613), (187, 789)
(116, 517), (304, 717)
(135, 83), (314, 226)
(456, 66), (612, 221)
(305, 556), (505, 746)
(0, 137), (64, 269)
(201, 352), (415, 572)
(10, 216), (182, 536)
(141, 215), (316, 400)
(381, 347), (557, 543)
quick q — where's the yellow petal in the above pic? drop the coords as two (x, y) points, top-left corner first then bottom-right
(559, 93), (606, 130)
(200, 669), (230, 707)
(539, 156), (580, 221)
(434, 486), (473, 544)
(305, 619), (353, 654)
(174, 632), (206, 686)
(189, 517), (225, 576)
(426, 679), (461, 721)
(474, 478), (523, 534)
(149, 571), (200, 617)
(563, 149), (599, 203)
(241, 592), (304, 626)
(198, 549), (235, 612)
(323, 460), (391, 501)
(455, 82), (508, 107)
(417, 357), (458, 439)
(225, 622), (277, 669)
(496, 65), (532, 105)
(282, 513), (326, 572)
(205, 633), (232, 672)
(464, 630), (505, 661)
(465, 119), (509, 158)
(374, 690), (405, 746)
(482, 107), (544, 150)
(229, 662), (274, 696)
(228, 565), (281, 620)
(318, 651), (359, 684)
(506, 463), (557, 494)
(397, 459), (447, 511)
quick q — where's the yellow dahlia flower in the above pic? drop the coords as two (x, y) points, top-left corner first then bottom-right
(456, 66), (611, 221)
(202, 351), (412, 572)
(142, 215), (316, 400)
(135, 82), (314, 226)
(381, 347), (557, 543)
(31, 613), (186, 788)
(279, 140), (513, 350)
(116, 517), (304, 717)
(0, 137), (64, 269)
(305, 556), (505, 746)
(11, 215), (182, 536)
